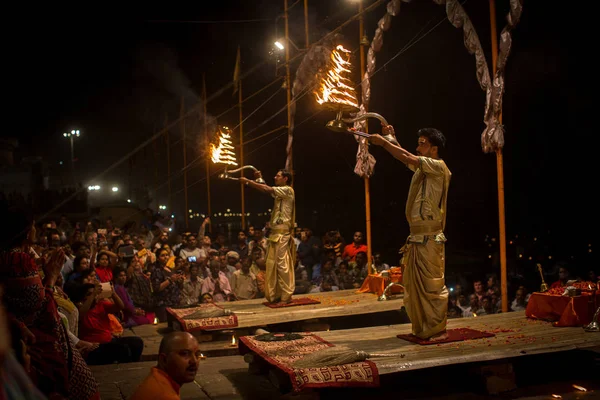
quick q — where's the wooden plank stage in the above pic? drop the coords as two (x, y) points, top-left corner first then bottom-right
(290, 311), (600, 375)
(129, 289), (405, 360)
(196, 288), (404, 329)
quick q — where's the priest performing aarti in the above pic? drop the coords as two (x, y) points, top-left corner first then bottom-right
(369, 126), (451, 342)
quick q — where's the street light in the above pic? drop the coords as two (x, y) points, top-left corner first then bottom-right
(274, 38), (300, 51)
(111, 186), (119, 192)
(63, 129), (81, 184)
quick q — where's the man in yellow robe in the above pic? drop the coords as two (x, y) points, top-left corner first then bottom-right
(370, 126), (451, 341)
(240, 169), (296, 305)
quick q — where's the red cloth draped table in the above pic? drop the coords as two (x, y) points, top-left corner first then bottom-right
(356, 267), (403, 296)
(525, 291), (600, 327)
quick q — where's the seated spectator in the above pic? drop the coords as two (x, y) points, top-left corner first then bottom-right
(200, 293), (214, 304)
(309, 260), (339, 293)
(95, 250), (118, 283)
(336, 261), (355, 290)
(126, 257), (154, 312)
(230, 258), (258, 300)
(151, 248), (184, 322)
(201, 259), (232, 302)
(511, 288), (528, 312)
(68, 282), (144, 365)
(181, 264), (203, 306)
(130, 332), (200, 400)
(67, 254), (92, 283)
(462, 294), (484, 317)
(371, 252), (390, 273)
(255, 258), (267, 297)
(550, 265), (571, 289)
(113, 267), (153, 328)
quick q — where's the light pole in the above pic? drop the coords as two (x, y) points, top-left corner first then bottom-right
(63, 129), (80, 185)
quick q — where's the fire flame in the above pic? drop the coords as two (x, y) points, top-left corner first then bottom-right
(572, 384), (587, 392)
(315, 45), (359, 110)
(231, 335), (237, 346)
(210, 127), (238, 166)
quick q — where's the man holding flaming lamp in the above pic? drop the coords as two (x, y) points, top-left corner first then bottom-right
(370, 126), (451, 342)
(239, 170), (296, 305)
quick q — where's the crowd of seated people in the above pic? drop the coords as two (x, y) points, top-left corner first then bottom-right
(1, 206), (597, 399)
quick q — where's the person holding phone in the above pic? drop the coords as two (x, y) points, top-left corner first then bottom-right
(151, 248), (184, 322)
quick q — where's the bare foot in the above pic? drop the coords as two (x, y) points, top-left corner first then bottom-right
(427, 331), (449, 342)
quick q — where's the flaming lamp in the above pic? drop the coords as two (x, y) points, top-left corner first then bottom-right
(315, 45), (397, 144)
(210, 126), (265, 184)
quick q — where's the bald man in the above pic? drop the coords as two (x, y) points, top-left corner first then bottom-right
(130, 332), (200, 400)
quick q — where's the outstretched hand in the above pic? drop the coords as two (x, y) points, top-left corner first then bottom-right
(368, 134), (387, 146)
(253, 170), (263, 180)
(382, 124), (395, 136)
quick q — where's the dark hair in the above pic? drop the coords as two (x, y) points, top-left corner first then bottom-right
(97, 251), (110, 262)
(0, 207), (32, 249)
(71, 241), (89, 254)
(278, 169), (293, 185)
(64, 283), (96, 304)
(73, 255), (89, 272)
(113, 266), (127, 280)
(417, 128), (446, 152)
(71, 268), (97, 285)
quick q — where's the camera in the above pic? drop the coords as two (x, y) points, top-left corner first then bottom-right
(187, 256), (197, 263)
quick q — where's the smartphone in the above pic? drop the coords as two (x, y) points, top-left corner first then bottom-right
(120, 245), (134, 258)
(98, 282), (112, 299)
(46, 224), (52, 228)
(187, 256), (197, 263)
(98, 229), (107, 235)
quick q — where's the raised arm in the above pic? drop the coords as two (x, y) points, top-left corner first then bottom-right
(239, 171), (274, 195)
(369, 125), (420, 166)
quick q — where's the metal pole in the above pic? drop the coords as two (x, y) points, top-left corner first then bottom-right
(166, 114), (172, 212)
(70, 135), (75, 185)
(181, 96), (189, 229)
(358, 0), (373, 274)
(489, 0), (508, 313)
(284, 0), (293, 175)
(203, 73), (212, 233)
(239, 73), (246, 230)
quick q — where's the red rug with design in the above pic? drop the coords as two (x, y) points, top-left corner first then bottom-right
(397, 328), (495, 345)
(239, 333), (379, 392)
(262, 297), (321, 308)
(166, 304), (238, 332)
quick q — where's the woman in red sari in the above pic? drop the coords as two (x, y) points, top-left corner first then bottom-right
(0, 207), (100, 399)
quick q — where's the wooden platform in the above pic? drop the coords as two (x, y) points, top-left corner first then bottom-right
(177, 289), (404, 330)
(256, 311), (600, 376)
(131, 289), (404, 360)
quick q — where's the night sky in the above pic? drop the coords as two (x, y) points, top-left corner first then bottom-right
(10, 1), (586, 271)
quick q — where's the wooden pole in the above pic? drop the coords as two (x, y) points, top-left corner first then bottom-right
(153, 126), (159, 211)
(181, 96), (189, 229)
(203, 73), (212, 233)
(284, 0), (293, 176)
(165, 114), (172, 213)
(359, 0), (373, 274)
(239, 69), (246, 230)
(489, 0), (508, 313)
(304, 0), (309, 49)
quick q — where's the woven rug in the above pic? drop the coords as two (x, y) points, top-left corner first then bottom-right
(262, 297), (321, 308)
(166, 304), (238, 332)
(239, 333), (379, 392)
(397, 327), (495, 345)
